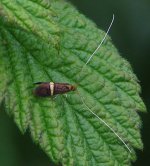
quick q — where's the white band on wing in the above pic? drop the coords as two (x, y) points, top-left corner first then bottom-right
(49, 82), (54, 96)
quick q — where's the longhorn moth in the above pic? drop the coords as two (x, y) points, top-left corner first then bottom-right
(33, 14), (132, 153)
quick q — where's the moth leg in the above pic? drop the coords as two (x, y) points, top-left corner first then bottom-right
(33, 82), (44, 85)
(64, 94), (68, 98)
(52, 95), (58, 100)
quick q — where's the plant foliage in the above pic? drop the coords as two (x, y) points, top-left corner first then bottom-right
(0, 0), (146, 165)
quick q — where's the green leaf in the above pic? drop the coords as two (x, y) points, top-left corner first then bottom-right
(0, 0), (146, 165)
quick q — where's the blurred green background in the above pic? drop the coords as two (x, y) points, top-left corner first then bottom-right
(0, 0), (149, 165)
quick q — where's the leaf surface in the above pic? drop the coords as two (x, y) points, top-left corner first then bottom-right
(0, 0), (146, 165)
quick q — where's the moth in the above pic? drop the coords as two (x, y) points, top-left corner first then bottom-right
(34, 82), (76, 97)
(33, 15), (131, 153)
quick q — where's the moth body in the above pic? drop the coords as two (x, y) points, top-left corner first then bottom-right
(34, 82), (76, 97)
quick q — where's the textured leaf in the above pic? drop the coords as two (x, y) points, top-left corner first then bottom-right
(0, 0), (146, 165)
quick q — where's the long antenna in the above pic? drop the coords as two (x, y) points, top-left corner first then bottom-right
(76, 14), (132, 152)
(77, 15), (115, 91)
(77, 91), (132, 153)
(82, 14), (115, 72)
